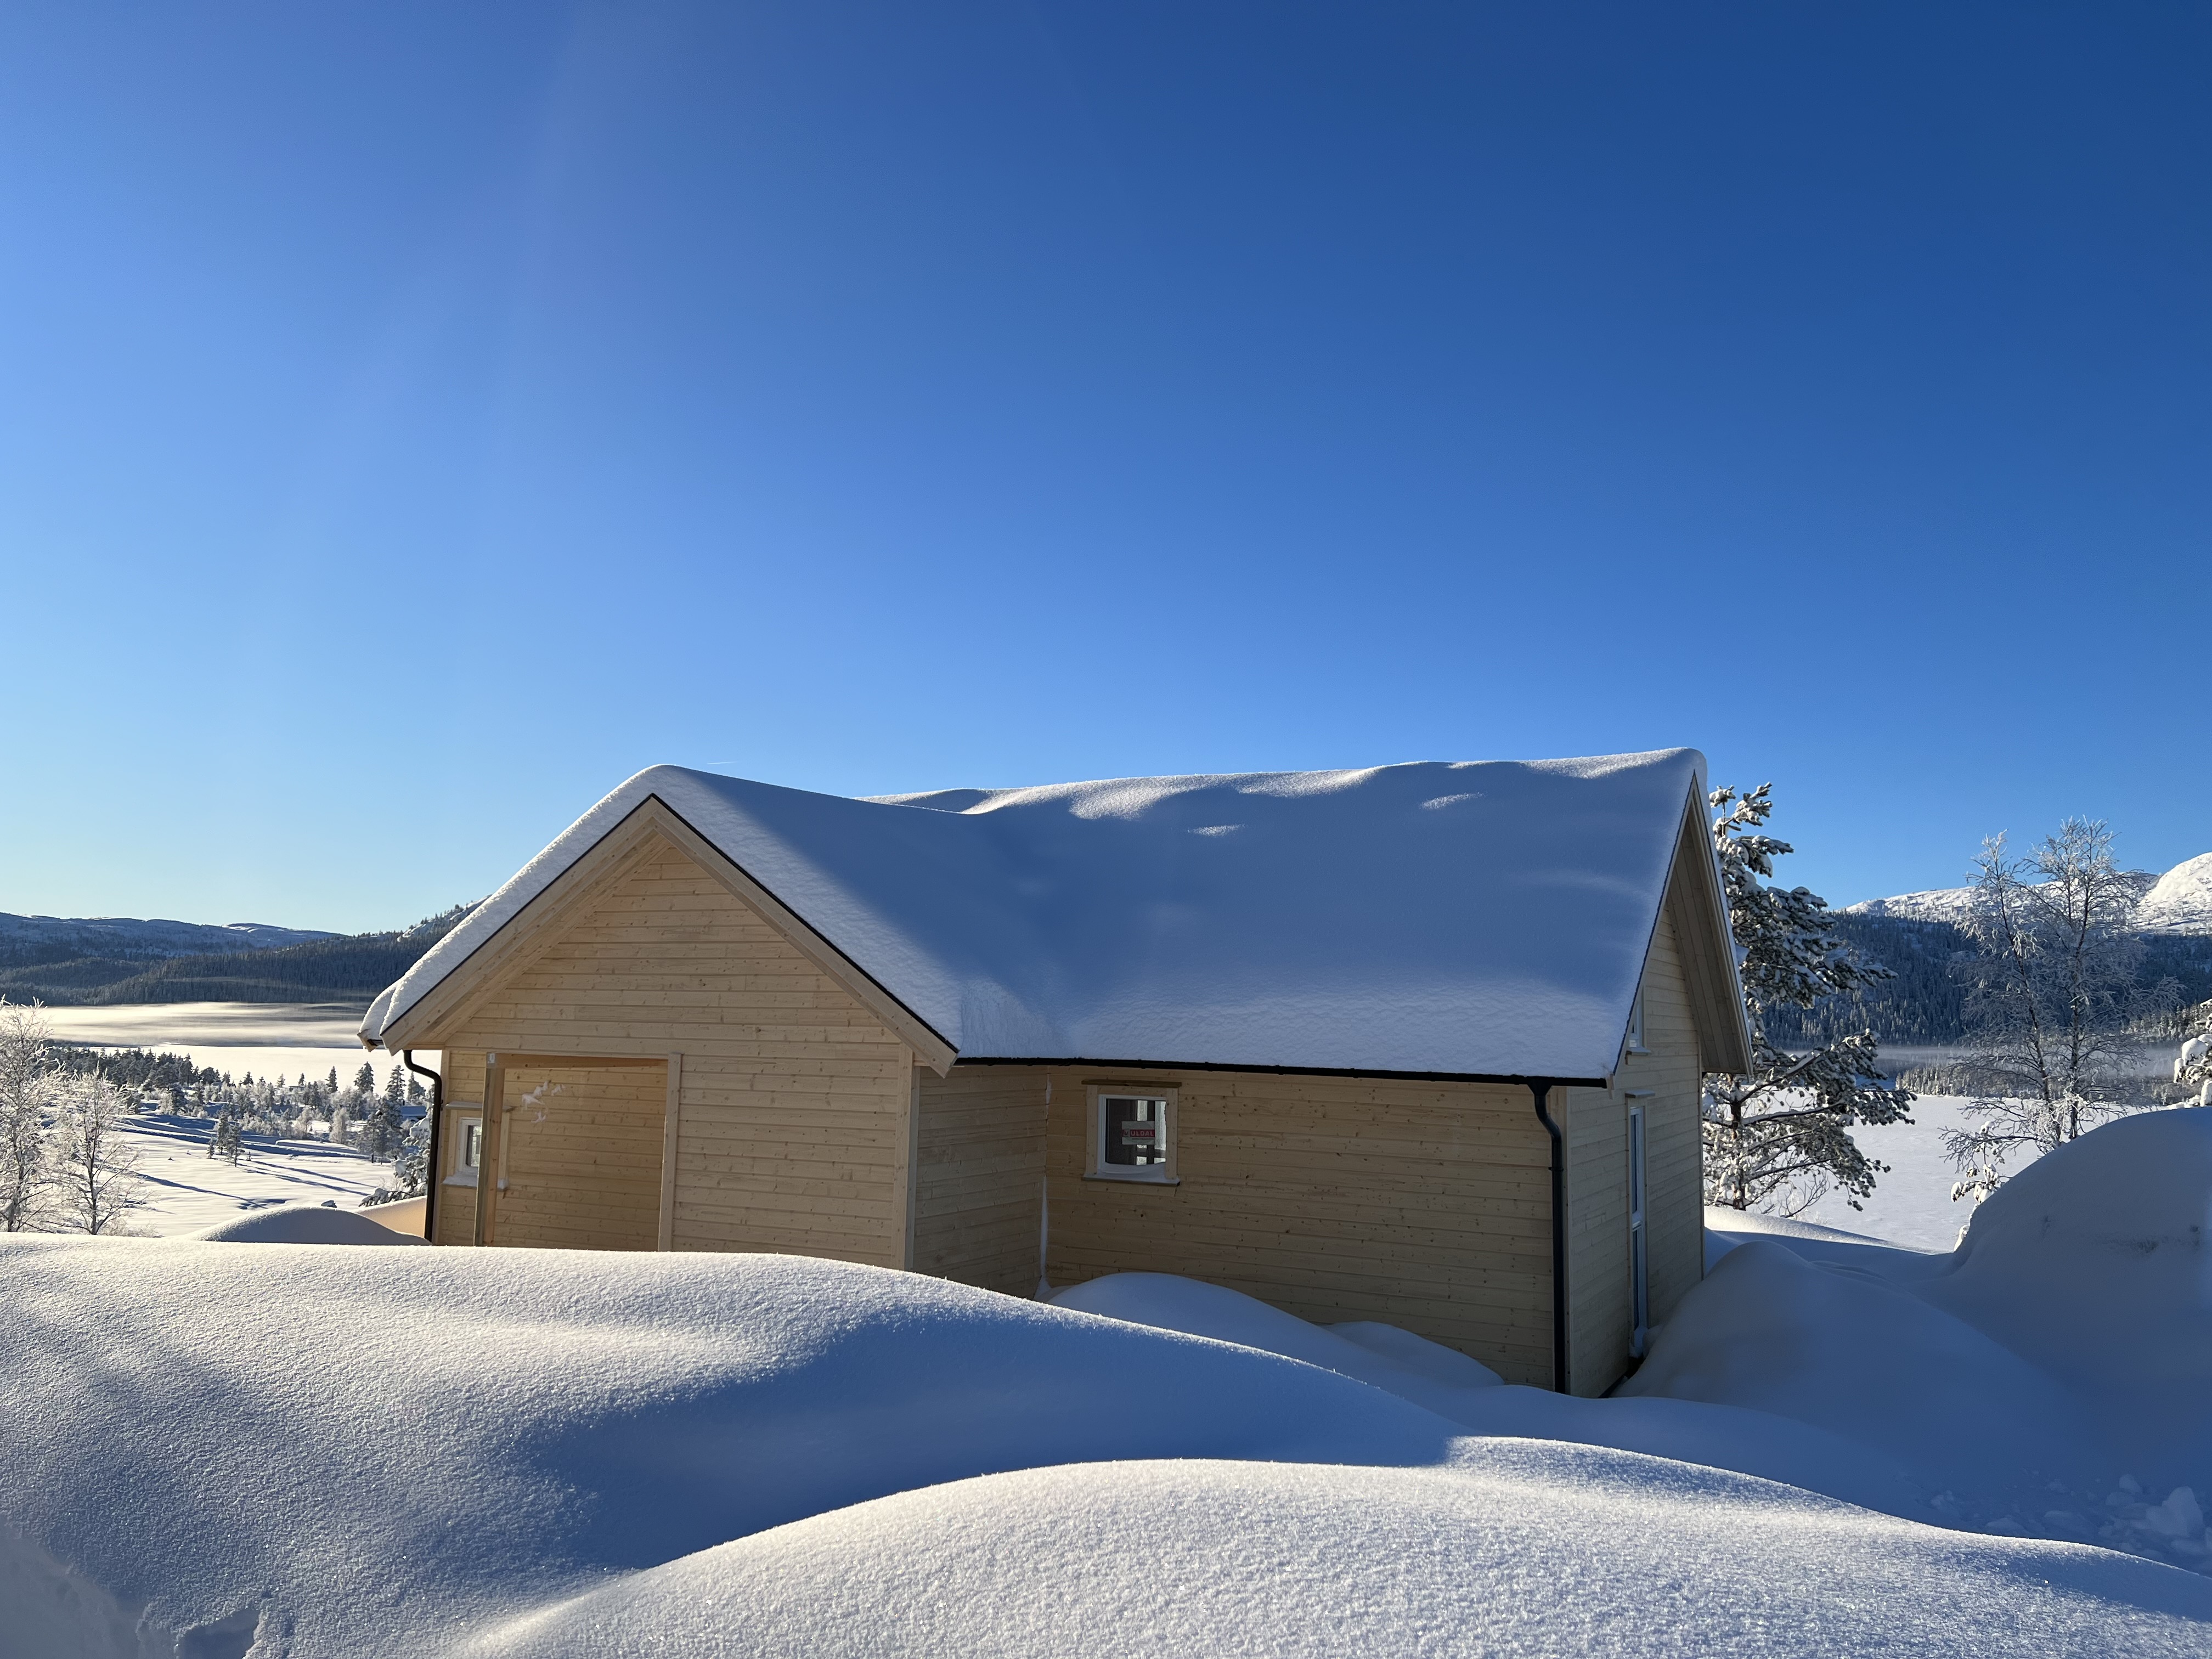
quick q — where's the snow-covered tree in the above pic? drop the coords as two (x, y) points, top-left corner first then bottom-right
(0, 999), (58, 1232)
(1944, 820), (2148, 1200)
(210, 1102), (245, 1164)
(362, 1067), (407, 1160)
(390, 1108), (432, 1198)
(50, 1075), (145, 1234)
(2174, 1012), (2212, 1109)
(1702, 785), (1915, 1214)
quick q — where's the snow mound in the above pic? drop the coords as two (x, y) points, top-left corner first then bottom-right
(0, 1240), (1464, 1658)
(1921, 1105), (2212, 1485)
(1622, 1238), (2097, 1500)
(1049, 1270), (1927, 1518)
(466, 1451), (2212, 1659)
(1636, 1108), (2212, 1558)
(188, 1203), (431, 1245)
(1052, 1272), (1503, 1416)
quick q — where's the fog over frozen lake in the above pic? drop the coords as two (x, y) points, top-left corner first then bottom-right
(36, 1000), (436, 1088)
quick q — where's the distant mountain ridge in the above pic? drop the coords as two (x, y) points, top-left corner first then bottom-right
(1761, 853), (2212, 1051)
(0, 913), (335, 968)
(1842, 851), (2212, 936)
(0, 904), (476, 1008)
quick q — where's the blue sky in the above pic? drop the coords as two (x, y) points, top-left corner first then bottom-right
(4, 3), (2206, 933)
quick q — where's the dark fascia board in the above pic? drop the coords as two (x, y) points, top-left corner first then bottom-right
(949, 1055), (1609, 1090)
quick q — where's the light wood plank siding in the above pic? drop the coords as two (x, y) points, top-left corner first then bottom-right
(488, 1062), (666, 1250)
(1560, 899), (1705, 1395)
(1016, 1064), (1556, 1387)
(1642, 893), (1707, 1327)
(912, 1068), (1049, 1295)
(428, 837), (916, 1265)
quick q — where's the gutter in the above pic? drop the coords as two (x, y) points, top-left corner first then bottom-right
(1528, 1081), (1571, 1393)
(402, 1051), (444, 1244)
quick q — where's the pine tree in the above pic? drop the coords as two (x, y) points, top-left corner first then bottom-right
(363, 1067), (407, 1159)
(1702, 785), (1915, 1214)
(211, 1102), (245, 1164)
(391, 1109), (432, 1198)
(1944, 820), (2149, 1199)
(0, 999), (58, 1232)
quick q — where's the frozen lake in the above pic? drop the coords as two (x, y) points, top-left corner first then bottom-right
(38, 1001), (438, 1090)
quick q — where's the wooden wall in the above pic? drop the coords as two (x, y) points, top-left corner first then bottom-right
(1643, 890), (1708, 1327)
(429, 835), (917, 1266)
(430, 1102), (477, 1247)
(984, 1064), (1561, 1387)
(1560, 900), (1703, 1396)
(912, 1068), (1048, 1295)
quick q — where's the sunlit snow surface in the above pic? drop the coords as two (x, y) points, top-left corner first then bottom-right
(2, 1110), (2208, 1657)
(367, 753), (1711, 1079)
(119, 1113), (388, 1235)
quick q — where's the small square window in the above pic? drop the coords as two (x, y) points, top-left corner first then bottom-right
(1087, 1087), (1177, 1183)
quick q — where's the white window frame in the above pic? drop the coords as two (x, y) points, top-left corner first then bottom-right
(1625, 985), (1649, 1055)
(1085, 1084), (1180, 1184)
(1626, 1093), (1652, 1357)
(445, 1111), (483, 1188)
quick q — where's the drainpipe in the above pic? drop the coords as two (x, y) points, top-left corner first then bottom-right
(402, 1050), (444, 1243)
(1530, 1082), (1568, 1393)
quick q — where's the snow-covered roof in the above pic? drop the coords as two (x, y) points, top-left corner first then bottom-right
(364, 749), (1725, 1081)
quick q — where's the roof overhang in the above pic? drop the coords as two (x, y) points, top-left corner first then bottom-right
(1659, 782), (1752, 1077)
(369, 795), (958, 1075)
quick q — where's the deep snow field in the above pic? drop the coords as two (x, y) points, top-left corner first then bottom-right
(3, 1109), (2208, 1658)
(120, 1114), (390, 1235)
(1790, 1092), (2024, 1251)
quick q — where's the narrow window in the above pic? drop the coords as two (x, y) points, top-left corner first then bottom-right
(1626, 986), (1648, 1054)
(1627, 1099), (1650, 1356)
(1087, 1087), (1177, 1182)
(448, 1115), (484, 1183)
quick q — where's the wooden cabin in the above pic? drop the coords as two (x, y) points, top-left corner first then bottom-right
(359, 751), (1748, 1396)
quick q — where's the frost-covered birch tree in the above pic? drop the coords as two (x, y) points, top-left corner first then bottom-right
(0, 998), (58, 1232)
(1702, 785), (1914, 1214)
(1945, 820), (2148, 1199)
(50, 1074), (145, 1234)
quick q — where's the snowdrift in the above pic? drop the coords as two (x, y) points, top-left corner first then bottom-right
(189, 1204), (429, 1245)
(1049, 1271), (1925, 1519)
(3, 1107), (2209, 1656)
(0, 1239), (1468, 1657)
(466, 1453), (2212, 1659)
(1631, 1107), (2212, 1558)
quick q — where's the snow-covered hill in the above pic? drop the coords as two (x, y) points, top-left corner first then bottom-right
(1844, 855), (2212, 934)
(2137, 854), (2212, 934)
